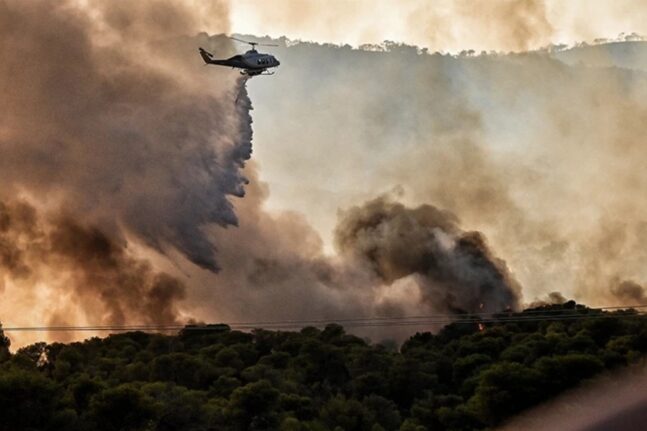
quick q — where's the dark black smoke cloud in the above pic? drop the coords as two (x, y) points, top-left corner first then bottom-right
(610, 279), (647, 305)
(0, 201), (35, 282)
(527, 291), (568, 308)
(192, 177), (521, 343)
(50, 218), (187, 325)
(334, 197), (521, 313)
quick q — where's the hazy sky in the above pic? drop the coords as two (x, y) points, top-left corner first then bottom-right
(3, 0), (647, 347)
(230, 0), (647, 53)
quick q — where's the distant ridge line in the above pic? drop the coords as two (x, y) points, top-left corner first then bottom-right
(3, 304), (647, 331)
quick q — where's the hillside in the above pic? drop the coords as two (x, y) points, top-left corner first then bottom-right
(1, 302), (646, 431)
(551, 41), (647, 71)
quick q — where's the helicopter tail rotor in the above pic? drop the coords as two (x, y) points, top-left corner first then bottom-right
(198, 47), (215, 64)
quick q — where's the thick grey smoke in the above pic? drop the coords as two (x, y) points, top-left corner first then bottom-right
(1, 0), (522, 347)
(245, 37), (647, 309)
(181, 172), (520, 342)
(0, 0), (248, 271)
(610, 280), (647, 305)
(0, 0), (253, 343)
(5, 1), (647, 349)
(527, 291), (568, 308)
(335, 197), (521, 313)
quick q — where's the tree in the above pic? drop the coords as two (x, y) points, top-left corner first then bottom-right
(228, 380), (280, 430)
(71, 376), (105, 411)
(0, 324), (10, 362)
(320, 395), (368, 431)
(0, 302), (644, 431)
(452, 354), (492, 383)
(150, 352), (216, 389)
(143, 383), (209, 431)
(534, 354), (603, 393)
(362, 394), (402, 430)
(87, 384), (157, 431)
(467, 362), (545, 425)
(0, 370), (59, 431)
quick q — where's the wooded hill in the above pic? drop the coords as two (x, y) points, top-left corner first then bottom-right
(0, 301), (646, 431)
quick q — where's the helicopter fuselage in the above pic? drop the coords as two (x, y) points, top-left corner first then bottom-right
(199, 48), (280, 76)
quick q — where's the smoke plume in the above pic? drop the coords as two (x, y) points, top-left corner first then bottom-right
(4, 0), (647, 348)
(335, 198), (521, 313)
(0, 200), (186, 327)
(0, 0), (249, 271)
(527, 291), (568, 308)
(182, 176), (521, 342)
(245, 37), (647, 311)
(0, 0), (252, 343)
(610, 280), (647, 305)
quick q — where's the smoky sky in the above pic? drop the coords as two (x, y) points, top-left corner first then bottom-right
(246, 37), (647, 308)
(0, 0), (254, 345)
(230, 0), (647, 53)
(3, 0), (647, 348)
(0, 0), (247, 272)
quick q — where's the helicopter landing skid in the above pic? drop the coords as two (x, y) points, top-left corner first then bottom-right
(240, 70), (275, 77)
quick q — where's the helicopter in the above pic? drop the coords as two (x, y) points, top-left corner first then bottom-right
(199, 37), (280, 76)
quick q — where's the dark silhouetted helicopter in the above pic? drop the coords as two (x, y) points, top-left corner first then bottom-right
(199, 37), (280, 76)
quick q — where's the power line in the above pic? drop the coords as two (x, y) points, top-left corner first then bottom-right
(2, 304), (647, 332)
(13, 303), (646, 328)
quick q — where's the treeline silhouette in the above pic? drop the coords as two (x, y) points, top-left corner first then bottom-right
(1, 301), (646, 431)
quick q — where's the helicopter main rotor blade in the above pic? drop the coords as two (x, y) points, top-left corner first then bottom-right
(229, 36), (278, 47)
(229, 36), (255, 45)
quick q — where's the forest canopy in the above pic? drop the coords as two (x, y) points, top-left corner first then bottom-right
(1, 301), (646, 431)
